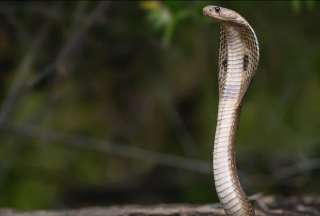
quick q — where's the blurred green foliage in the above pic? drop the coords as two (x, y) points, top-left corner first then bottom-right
(0, 0), (320, 210)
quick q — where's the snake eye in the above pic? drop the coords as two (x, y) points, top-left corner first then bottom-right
(214, 7), (221, 13)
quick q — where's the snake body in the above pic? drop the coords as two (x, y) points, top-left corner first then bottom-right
(203, 6), (259, 216)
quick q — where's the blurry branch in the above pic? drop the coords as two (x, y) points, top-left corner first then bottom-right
(0, 20), (53, 189)
(0, 3), (63, 53)
(0, 25), (52, 126)
(156, 85), (198, 156)
(28, 1), (110, 87)
(272, 158), (320, 180)
(6, 123), (211, 174)
(5, 119), (320, 189)
(55, 1), (109, 75)
(13, 121), (317, 184)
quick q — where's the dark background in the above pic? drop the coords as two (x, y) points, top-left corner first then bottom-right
(0, 0), (320, 210)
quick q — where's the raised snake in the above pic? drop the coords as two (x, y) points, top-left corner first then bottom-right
(203, 5), (259, 216)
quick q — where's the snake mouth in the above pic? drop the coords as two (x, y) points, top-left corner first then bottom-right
(202, 7), (211, 17)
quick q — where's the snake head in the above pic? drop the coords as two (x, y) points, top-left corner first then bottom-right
(203, 5), (246, 25)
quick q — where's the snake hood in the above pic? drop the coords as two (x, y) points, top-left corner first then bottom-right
(203, 5), (248, 26)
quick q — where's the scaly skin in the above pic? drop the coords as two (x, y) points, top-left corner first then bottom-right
(203, 5), (259, 216)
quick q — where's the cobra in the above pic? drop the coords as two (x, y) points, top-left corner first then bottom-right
(203, 5), (260, 216)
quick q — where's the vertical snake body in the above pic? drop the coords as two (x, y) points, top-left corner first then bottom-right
(203, 6), (259, 216)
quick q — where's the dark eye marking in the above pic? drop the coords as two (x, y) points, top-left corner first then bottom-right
(243, 55), (249, 71)
(214, 7), (221, 13)
(222, 59), (227, 70)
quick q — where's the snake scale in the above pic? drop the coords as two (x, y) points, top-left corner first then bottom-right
(203, 5), (260, 216)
